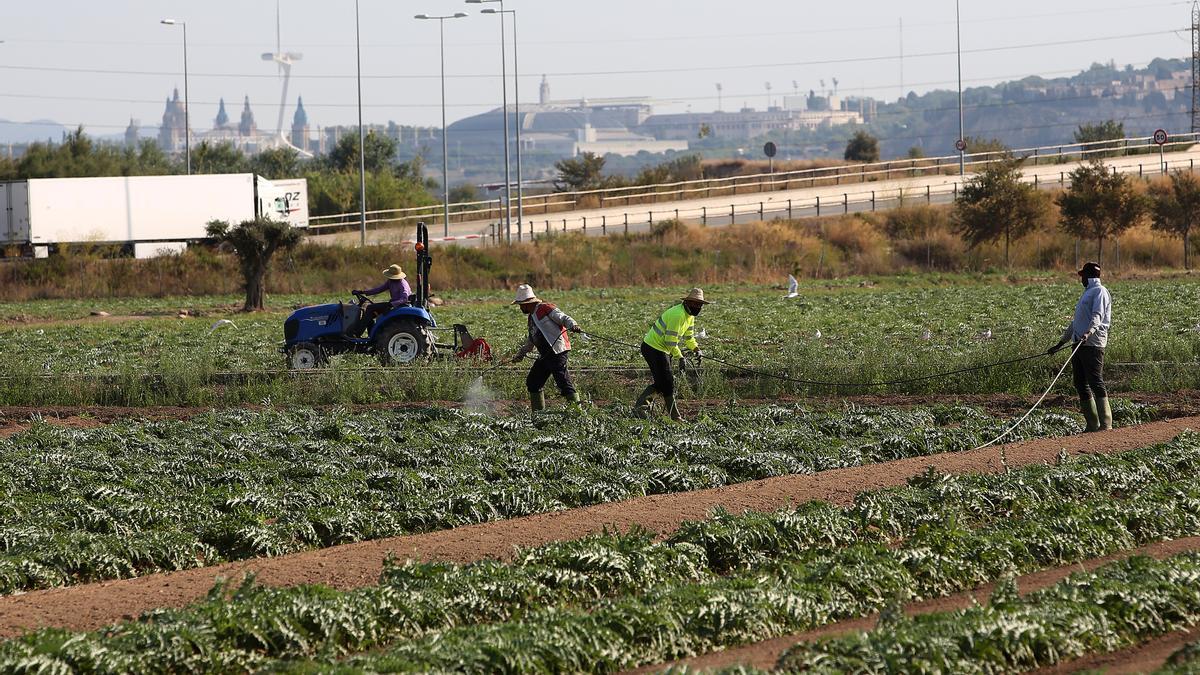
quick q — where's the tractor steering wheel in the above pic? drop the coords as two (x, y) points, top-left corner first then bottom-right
(352, 291), (371, 305)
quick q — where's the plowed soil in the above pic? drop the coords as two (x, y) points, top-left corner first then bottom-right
(0, 415), (1195, 639)
(639, 536), (1200, 673)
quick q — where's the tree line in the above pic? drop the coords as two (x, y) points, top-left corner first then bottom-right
(953, 156), (1198, 269)
(0, 127), (438, 218)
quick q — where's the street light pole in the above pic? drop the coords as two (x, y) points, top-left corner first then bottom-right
(483, 7), (522, 242)
(415, 12), (468, 238)
(160, 20), (191, 175)
(355, 0), (367, 247)
(469, 0), (512, 243)
(511, 10), (523, 243)
(956, 0), (965, 176)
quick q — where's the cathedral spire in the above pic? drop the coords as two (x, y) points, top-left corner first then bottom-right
(214, 98), (230, 128)
(238, 96), (257, 136)
(292, 96), (308, 127)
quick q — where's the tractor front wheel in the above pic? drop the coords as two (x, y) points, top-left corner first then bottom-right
(288, 342), (326, 370)
(376, 321), (432, 365)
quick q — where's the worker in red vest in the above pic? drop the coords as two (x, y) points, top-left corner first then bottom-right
(511, 284), (584, 414)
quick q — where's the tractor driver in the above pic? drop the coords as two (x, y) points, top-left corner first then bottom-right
(351, 264), (412, 336)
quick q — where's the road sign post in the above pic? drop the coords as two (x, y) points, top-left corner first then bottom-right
(1154, 129), (1169, 175)
(763, 141), (777, 174)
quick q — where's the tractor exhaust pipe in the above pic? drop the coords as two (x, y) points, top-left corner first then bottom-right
(415, 221), (432, 309)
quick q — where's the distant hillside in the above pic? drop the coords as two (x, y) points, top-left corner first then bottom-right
(699, 57), (1194, 160)
(0, 119), (67, 145)
(875, 57), (1191, 157)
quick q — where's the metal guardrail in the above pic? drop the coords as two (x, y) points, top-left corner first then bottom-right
(306, 132), (1200, 237)
(470, 152), (1200, 246)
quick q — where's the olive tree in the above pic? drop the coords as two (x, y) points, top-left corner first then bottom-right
(206, 217), (303, 311)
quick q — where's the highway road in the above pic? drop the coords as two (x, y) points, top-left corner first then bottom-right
(310, 147), (1200, 248)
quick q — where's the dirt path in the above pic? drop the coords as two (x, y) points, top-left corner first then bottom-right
(0, 415), (1195, 639)
(1035, 625), (1199, 674)
(637, 536), (1200, 673)
(0, 405), (210, 438)
(1, 391), (1197, 437)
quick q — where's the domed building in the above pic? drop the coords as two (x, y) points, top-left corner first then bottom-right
(447, 76), (687, 158)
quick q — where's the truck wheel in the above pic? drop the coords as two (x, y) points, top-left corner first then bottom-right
(377, 322), (432, 365)
(288, 342), (325, 370)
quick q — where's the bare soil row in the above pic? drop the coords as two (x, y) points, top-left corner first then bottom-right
(3, 390), (1198, 437)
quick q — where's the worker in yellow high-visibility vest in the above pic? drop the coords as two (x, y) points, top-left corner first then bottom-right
(635, 288), (710, 421)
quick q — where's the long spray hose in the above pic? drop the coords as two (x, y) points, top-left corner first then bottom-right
(578, 328), (1086, 449)
(579, 329), (1050, 389)
(477, 327), (1084, 449)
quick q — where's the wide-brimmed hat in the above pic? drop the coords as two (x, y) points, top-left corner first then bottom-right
(681, 287), (712, 305)
(1077, 261), (1101, 278)
(512, 284), (540, 305)
(382, 264), (407, 280)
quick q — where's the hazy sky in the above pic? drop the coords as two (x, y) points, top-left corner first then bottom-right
(0, 0), (1192, 135)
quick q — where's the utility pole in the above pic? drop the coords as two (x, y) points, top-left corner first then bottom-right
(1192, 0), (1200, 134)
(510, 11), (523, 242)
(956, 0), (965, 176)
(355, 0), (367, 247)
(415, 12), (468, 238)
(159, 20), (190, 174)
(469, 0), (512, 243)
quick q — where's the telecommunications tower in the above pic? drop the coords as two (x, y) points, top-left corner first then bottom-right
(262, 0), (307, 152)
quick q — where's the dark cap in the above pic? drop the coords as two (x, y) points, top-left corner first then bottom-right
(1077, 261), (1101, 278)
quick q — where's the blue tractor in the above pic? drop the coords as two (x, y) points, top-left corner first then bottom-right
(282, 223), (463, 369)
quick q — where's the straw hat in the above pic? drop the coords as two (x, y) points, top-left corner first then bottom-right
(512, 284), (540, 305)
(382, 264), (407, 280)
(681, 287), (712, 305)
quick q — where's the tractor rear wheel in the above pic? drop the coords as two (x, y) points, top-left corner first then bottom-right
(376, 321), (432, 365)
(288, 342), (326, 370)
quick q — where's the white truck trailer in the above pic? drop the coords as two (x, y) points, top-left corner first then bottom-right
(0, 173), (309, 258)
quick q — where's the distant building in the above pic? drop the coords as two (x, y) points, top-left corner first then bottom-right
(157, 88), (187, 153)
(124, 119), (139, 148)
(238, 96), (257, 137)
(320, 122), (439, 154)
(447, 79), (687, 158)
(290, 96), (311, 152)
(156, 90), (283, 155)
(642, 106), (863, 142)
(214, 98), (231, 130)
